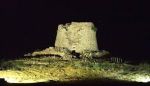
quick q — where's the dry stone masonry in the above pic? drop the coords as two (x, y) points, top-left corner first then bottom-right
(27, 22), (109, 59)
(55, 22), (99, 52)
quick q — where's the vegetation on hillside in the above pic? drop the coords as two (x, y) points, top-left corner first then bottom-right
(0, 56), (150, 83)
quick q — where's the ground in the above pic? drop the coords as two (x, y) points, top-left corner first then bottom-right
(0, 56), (150, 84)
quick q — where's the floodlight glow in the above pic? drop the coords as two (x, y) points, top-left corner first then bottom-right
(5, 77), (49, 83)
(0, 71), (49, 83)
(4, 78), (18, 83)
(134, 75), (150, 83)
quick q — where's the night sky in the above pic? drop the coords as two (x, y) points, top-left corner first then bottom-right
(0, 0), (150, 62)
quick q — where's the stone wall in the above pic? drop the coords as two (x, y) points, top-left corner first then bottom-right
(55, 22), (99, 52)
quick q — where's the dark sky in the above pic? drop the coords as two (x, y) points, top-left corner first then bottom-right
(0, 0), (150, 61)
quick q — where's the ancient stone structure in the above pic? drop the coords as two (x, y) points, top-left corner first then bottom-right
(55, 22), (99, 53)
(27, 22), (109, 59)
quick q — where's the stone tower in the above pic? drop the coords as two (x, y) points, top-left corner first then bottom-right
(55, 22), (99, 53)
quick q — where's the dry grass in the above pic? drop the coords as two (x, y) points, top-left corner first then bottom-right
(0, 57), (150, 83)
